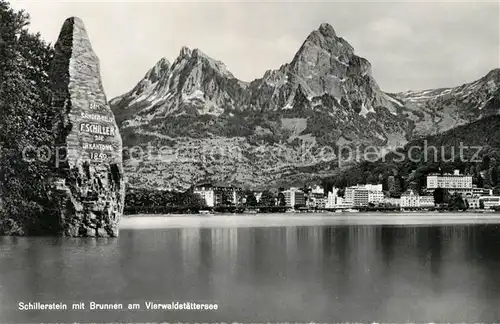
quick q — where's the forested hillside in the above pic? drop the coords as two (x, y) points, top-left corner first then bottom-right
(324, 116), (500, 195)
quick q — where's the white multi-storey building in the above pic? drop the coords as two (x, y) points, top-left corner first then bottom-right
(419, 196), (435, 208)
(309, 197), (327, 209)
(194, 186), (215, 207)
(466, 196), (500, 209)
(400, 190), (435, 208)
(345, 184), (384, 207)
(427, 170), (473, 190)
(466, 196), (481, 209)
(307, 185), (326, 208)
(326, 188), (340, 208)
(344, 188), (355, 205)
(353, 189), (370, 207)
(283, 188), (306, 207)
(368, 190), (384, 204)
(326, 188), (352, 208)
(194, 184), (242, 207)
(401, 190), (420, 208)
(326, 195), (351, 209)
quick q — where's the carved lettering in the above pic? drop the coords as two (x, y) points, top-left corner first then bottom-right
(79, 123), (116, 136)
(81, 111), (115, 123)
(82, 143), (113, 151)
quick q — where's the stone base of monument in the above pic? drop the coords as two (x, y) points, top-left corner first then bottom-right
(54, 162), (123, 238)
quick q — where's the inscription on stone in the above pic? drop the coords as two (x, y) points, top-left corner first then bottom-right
(78, 102), (118, 162)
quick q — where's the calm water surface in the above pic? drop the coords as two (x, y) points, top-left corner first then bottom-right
(1, 213), (500, 322)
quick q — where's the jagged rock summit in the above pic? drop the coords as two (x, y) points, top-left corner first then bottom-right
(110, 22), (500, 191)
(50, 17), (125, 237)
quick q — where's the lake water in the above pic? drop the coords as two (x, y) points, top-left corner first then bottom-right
(1, 213), (500, 322)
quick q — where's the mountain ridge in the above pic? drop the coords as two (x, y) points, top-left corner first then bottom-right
(110, 23), (500, 191)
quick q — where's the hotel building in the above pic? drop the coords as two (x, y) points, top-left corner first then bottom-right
(307, 185), (326, 208)
(326, 188), (340, 208)
(465, 197), (481, 209)
(400, 190), (435, 208)
(283, 188), (306, 207)
(194, 183), (242, 207)
(426, 170), (473, 191)
(345, 184), (384, 207)
(466, 196), (500, 209)
(400, 190), (420, 208)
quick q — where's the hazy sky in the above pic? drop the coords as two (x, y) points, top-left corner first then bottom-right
(11, 0), (500, 98)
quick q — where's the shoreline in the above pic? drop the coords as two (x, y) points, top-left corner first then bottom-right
(123, 209), (499, 218)
(121, 212), (500, 229)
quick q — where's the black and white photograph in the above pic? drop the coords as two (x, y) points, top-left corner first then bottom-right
(1, 0), (499, 322)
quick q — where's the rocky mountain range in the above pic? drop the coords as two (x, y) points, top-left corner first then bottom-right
(110, 23), (500, 191)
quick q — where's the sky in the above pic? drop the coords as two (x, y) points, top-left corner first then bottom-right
(11, 0), (500, 99)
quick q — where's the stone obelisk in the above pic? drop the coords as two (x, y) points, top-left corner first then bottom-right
(50, 17), (125, 237)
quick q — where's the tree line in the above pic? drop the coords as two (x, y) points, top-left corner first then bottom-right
(0, 1), (57, 235)
(124, 187), (292, 214)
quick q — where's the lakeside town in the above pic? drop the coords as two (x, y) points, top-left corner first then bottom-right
(124, 170), (500, 214)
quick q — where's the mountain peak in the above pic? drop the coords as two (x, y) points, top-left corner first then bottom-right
(191, 48), (211, 60)
(157, 57), (169, 65)
(175, 46), (235, 79)
(144, 57), (170, 82)
(153, 57), (170, 71)
(318, 22), (336, 37)
(298, 22), (353, 57)
(485, 68), (500, 80)
(179, 46), (192, 57)
(290, 22), (355, 74)
(177, 46), (213, 61)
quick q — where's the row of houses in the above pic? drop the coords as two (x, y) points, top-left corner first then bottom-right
(288, 172), (499, 210)
(191, 183), (446, 209)
(193, 170), (500, 210)
(282, 185), (383, 209)
(325, 184), (417, 209)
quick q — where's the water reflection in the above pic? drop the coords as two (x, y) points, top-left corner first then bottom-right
(1, 224), (500, 322)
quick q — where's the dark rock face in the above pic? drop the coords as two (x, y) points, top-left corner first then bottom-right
(50, 17), (125, 237)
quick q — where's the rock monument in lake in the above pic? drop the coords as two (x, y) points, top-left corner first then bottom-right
(49, 17), (125, 237)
